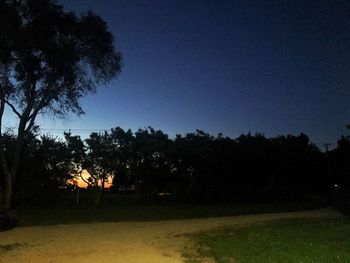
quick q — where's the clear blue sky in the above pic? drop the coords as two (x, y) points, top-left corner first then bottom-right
(4, 0), (350, 145)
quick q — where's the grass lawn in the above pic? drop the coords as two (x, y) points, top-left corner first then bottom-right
(13, 194), (326, 226)
(185, 217), (350, 263)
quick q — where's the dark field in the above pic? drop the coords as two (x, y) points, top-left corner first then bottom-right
(12, 192), (328, 226)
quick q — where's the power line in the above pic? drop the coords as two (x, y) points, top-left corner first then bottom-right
(40, 128), (109, 132)
(37, 128), (111, 135)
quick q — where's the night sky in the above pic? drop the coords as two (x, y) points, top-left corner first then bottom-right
(5, 0), (350, 145)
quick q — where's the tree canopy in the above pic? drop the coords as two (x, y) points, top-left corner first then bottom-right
(0, 0), (122, 122)
(0, 0), (122, 209)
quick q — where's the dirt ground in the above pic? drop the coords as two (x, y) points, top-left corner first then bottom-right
(0, 208), (339, 263)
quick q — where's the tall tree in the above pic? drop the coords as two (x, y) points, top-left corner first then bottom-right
(20, 134), (74, 195)
(0, 0), (122, 210)
(84, 132), (117, 205)
(65, 131), (118, 205)
(110, 127), (135, 189)
(131, 127), (172, 199)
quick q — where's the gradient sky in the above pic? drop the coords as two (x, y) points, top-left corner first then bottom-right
(4, 0), (350, 145)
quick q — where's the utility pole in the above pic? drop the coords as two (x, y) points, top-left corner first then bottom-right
(323, 143), (332, 152)
(323, 143), (332, 204)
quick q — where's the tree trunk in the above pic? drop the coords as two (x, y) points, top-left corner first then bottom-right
(94, 187), (102, 205)
(94, 178), (105, 205)
(11, 118), (26, 182)
(0, 121), (26, 211)
(0, 98), (11, 211)
(3, 117), (27, 210)
(94, 186), (100, 205)
(2, 172), (13, 210)
(1, 129), (25, 210)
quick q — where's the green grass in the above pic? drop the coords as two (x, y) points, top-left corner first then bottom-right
(13, 194), (326, 226)
(186, 217), (350, 263)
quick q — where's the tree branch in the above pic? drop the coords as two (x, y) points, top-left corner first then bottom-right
(0, 99), (11, 177)
(25, 95), (52, 133)
(79, 170), (91, 186)
(25, 103), (45, 133)
(4, 100), (21, 118)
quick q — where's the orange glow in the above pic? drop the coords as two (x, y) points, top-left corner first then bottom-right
(70, 170), (113, 189)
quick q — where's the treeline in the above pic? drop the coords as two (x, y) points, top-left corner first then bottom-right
(1, 127), (349, 205)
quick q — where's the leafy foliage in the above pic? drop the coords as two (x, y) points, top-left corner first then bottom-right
(0, 0), (122, 209)
(0, 126), (338, 206)
(0, 0), (122, 119)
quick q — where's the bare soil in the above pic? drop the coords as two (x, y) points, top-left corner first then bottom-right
(0, 208), (338, 263)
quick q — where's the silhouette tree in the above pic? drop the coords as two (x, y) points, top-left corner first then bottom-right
(131, 127), (172, 199)
(65, 131), (119, 205)
(330, 136), (350, 193)
(0, 131), (75, 207)
(109, 127), (135, 191)
(83, 132), (117, 205)
(0, 0), (122, 209)
(64, 132), (86, 179)
(172, 130), (214, 201)
(18, 134), (74, 201)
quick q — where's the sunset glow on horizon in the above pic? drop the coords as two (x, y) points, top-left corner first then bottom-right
(70, 170), (113, 189)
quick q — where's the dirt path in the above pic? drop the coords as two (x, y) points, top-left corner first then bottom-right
(0, 208), (339, 263)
